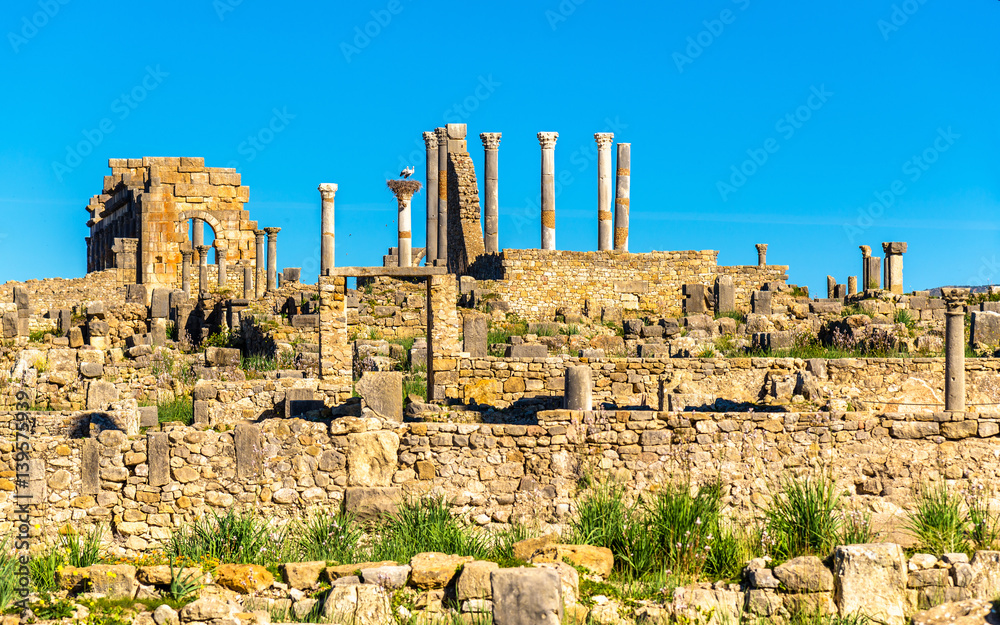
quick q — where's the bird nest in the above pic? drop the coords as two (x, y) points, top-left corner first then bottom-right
(386, 179), (423, 195)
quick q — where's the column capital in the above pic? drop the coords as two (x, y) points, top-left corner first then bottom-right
(181, 249), (193, 261)
(318, 183), (338, 198)
(480, 132), (502, 150)
(195, 244), (211, 256)
(941, 287), (969, 311)
(422, 131), (438, 149)
(254, 229), (266, 239)
(882, 241), (908, 255)
(755, 243), (768, 253)
(434, 127), (448, 146)
(594, 132), (614, 148)
(859, 245), (871, 258)
(263, 227), (281, 239)
(537, 132), (559, 148)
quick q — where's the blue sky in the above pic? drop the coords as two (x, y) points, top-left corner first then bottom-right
(1, 0), (997, 293)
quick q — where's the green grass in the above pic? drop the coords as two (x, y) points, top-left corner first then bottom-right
(904, 484), (971, 555)
(764, 474), (842, 562)
(893, 308), (916, 329)
(63, 524), (104, 567)
(561, 324), (580, 336)
(368, 496), (489, 563)
(29, 546), (64, 593)
(158, 395), (193, 425)
(27, 327), (57, 343)
(286, 509), (363, 565)
(714, 310), (745, 323)
(0, 536), (18, 613)
(841, 304), (873, 318)
(534, 325), (557, 337)
(402, 376), (427, 402)
(167, 508), (286, 567)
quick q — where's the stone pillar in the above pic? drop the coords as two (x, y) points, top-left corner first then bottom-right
(181, 249), (193, 298)
(756, 243), (768, 267)
(196, 245), (211, 295)
(319, 183), (337, 276)
(565, 366), (593, 411)
(192, 217), (205, 249)
(481, 132), (502, 254)
(243, 264), (254, 299)
(943, 288), (969, 412)
(435, 127), (448, 264)
(215, 240), (228, 289)
(615, 143), (631, 252)
(423, 131), (439, 263)
(595, 133), (614, 251)
(714, 276), (735, 314)
(538, 132), (558, 250)
(882, 242), (907, 295)
(827, 276), (836, 299)
(255, 230), (266, 298)
(427, 274), (461, 401)
(387, 180), (422, 268)
(264, 227), (281, 293)
(848, 276), (858, 296)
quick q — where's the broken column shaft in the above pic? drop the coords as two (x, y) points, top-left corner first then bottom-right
(196, 245), (211, 296)
(615, 143), (631, 251)
(215, 240), (228, 289)
(436, 127), (448, 264)
(319, 183), (337, 275)
(264, 227), (281, 293)
(387, 179), (422, 268)
(756, 243), (768, 266)
(181, 249), (193, 298)
(255, 230), (266, 298)
(882, 242), (908, 295)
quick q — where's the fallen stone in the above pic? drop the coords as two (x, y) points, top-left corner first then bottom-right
(834, 543), (907, 625)
(491, 567), (563, 625)
(359, 564), (410, 590)
(773, 556), (833, 593)
(280, 561), (327, 589)
(355, 371), (403, 421)
(456, 560), (499, 600)
(214, 563), (273, 594)
(410, 552), (474, 589)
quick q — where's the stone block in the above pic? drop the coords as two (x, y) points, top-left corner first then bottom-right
(87, 565), (138, 599)
(291, 314), (319, 328)
(810, 301), (844, 314)
(80, 362), (104, 379)
(683, 283), (712, 314)
(464, 313), (488, 357)
(491, 568), (563, 625)
(147, 432), (170, 487)
(714, 275), (735, 314)
(235, 423), (262, 479)
(833, 544), (907, 625)
(285, 388), (325, 418)
(193, 400), (210, 425)
(205, 347), (241, 367)
(971, 311), (1000, 349)
(751, 290), (772, 315)
(346, 430), (399, 486)
(638, 343), (669, 358)
(139, 406), (158, 428)
(150, 289), (170, 318)
(283, 267), (301, 282)
(2, 312), (19, 338)
(355, 371), (403, 421)
(343, 487), (401, 521)
(410, 552), (474, 589)
(773, 556), (833, 592)
(360, 565), (411, 589)
(505, 344), (547, 358)
(69, 327), (84, 348)
(13, 286), (29, 309)
(457, 561), (499, 600)
(126, 284), (147, 305)
(86, 380), (119, 410)
(82, 439), (100, 495)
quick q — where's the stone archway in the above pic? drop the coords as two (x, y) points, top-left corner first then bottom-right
(177, 209), (226, 243)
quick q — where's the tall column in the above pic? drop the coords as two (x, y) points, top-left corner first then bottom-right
(181, 249), (193, 298)
(319, 183), (337, 276)
(264, 227), (281, 293)
(615, 143), (631, 252)
(387, 180), (422, 267)
(243, 263), (253, 299)
(435, 127), (448, 264)
(192, 218), (205, 249)
(882, 242), (907, 295)
(255, 230), (266, 298)
(943, 288), (969, 412)
(538, 131), (558, 250)
(756, 243), (768, 266)
(423, 131), (439, 263)
(215, 240), (228, 289)
(481, 132), (502, 254)
(595, 133), (614, 251)
(196, 245), (211, 296)
(859, 245), (872, 290)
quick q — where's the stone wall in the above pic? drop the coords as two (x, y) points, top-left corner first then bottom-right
(446, 150), (485, 275)
(6, 406), (1000, 556)
(349, 277), (427, 340)
(481, 249), (789, 320)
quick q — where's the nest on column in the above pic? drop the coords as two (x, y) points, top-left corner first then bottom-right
(386, 179), (423, 197)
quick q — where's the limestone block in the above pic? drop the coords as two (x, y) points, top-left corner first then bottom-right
(150, 289), (170, 318)
(343, 487), (401, 521)
(751, 290), (772, 315)
(179, 598), (240, 622)
(214, 564), (273, 594)
(285, 388), (325, 418)
(971, 311), (1000, 349)
(87, 564), (138, 599)
(87, 380), (119, 410)
(505, 344), (547, 358)
(833, 543), (907, 625)
(911, 598), (994, 625)
(355, 372), (403, 421)
(534, 561), (580, 608)
(139, 406), (158, 428)
(205, 347), (241, 367)
(457, 561), (499, 600)
(532, 545), (614, 578)
(464, 313), (488, 357)
(359, 565), (410, 589)
(714, 275), (735, 314)
(491, 567), (563, 625)
(281, 561), (327, 589)
(283, 267), (301, 282)
(137, 565), (204, 585)
(967, 551), (1000, 599)
(410, 552), (474, 589)
(320, 584), (392, 625)
(80, 362), (104, 379)
(773, 556), (833, 592)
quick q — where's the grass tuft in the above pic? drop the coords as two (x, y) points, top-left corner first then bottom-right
(764, 474), (841, 561)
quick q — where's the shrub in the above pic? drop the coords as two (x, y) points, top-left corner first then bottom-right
(287, 509), (363, 564)
(839, 508), (879, 546)
(764, 474), (842, 561)
(168, 509), (285, 567)
(714, 310), (745, 323)
(893, 309), (916, 329)
(369, 496), (488, 563)
(904, 484), (970, 555)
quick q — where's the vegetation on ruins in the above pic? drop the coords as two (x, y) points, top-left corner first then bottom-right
(157, 395), (193, 425)
(27, 326), (57, 343)
(0, 536), (16, 613)
(763, 474), (843, 562)
(904, 483), (1000, 555)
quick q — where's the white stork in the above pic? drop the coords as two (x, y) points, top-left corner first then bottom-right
(400, 166), (414, 179)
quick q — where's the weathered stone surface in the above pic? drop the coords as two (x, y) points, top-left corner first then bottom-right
(205, 346), (241, 367)
(214, 563), (273, 594)
(534, 561), (580, 608)
(343, 487), (401, 521)
(967, 551), (1000, 599)
(491, 567), (563, 625)
(464, 313), (488, 357)
(359, 564), (410, 589)
(911, 598), (998, 625)
(456, 560), (499, 600)
(513, 533), (558, 562)
(533, 544), (614, 578)
(320, 584), (392, 625)
(346, 430), (399, 486)
(280, 561), (327, 589)
(355, 371), (403, 421)
(86, 380), (119, 410)
(834, 543), (907, 625)
(87, 564), (138, 599)
(773, 556), (833, 592)
(972, 311), (1000, 349)
(179, 597), (239, 622)
(505, 344), (547, 358)
(137, 565), (203, 586)
(410, 552), (474, 589)
(324, 561), (398, 581)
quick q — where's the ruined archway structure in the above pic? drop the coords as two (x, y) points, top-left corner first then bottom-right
(85, 157), (259, 288)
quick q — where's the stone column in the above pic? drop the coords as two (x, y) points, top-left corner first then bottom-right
(882, 242), (907, 295)
(481, 132), (502, 254)
(943, 288), (969, 412)
(243, 263), (254, 299)
(196, 245), (211, 296)
(423, 131), (439, 263)
(215, 240), (228, 289)
(319, 183), (337, 276)
(255, 230), (266, 298)
(436, 127), (448, 264)
(615, 143), (631, 251)
(565, 366), (593, 411)
(387, 180), (422, 268)
(180, 249), (193, 298)
(264, 227), (281, 293)
(192, 217), (205, 249)
(538, 132), (558, 250)
(595, 133), (614, 251)
(827, 276), (836, 299)
(756, 243), (768, 267)
(848, 276), (858, 296)
(859, 245), (872, 289)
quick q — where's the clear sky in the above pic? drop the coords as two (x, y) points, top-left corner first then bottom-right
(1, 0), (997, 293)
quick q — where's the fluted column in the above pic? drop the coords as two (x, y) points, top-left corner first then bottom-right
(264, 227), (281, 293)
(196, 245), (211, 296)
(943, 288), (969, 412)
(181, 249), (193, 298)
(215, 240), (228, 289)
(255, 230), (266, 298)
(595, 133), (614, 251)
(319, 183), (337, 276)
(756, 243), (768, 267)
(615, 143), (631, 252)
(435, 127), (448, 264)
(481, 132), (502, 254)
(423, 131), (439, 263)
(538, 132), (558, 250)
(388, 180), (422, 268)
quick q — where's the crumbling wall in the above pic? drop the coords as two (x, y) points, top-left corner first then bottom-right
(446, 151), (485, 275)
